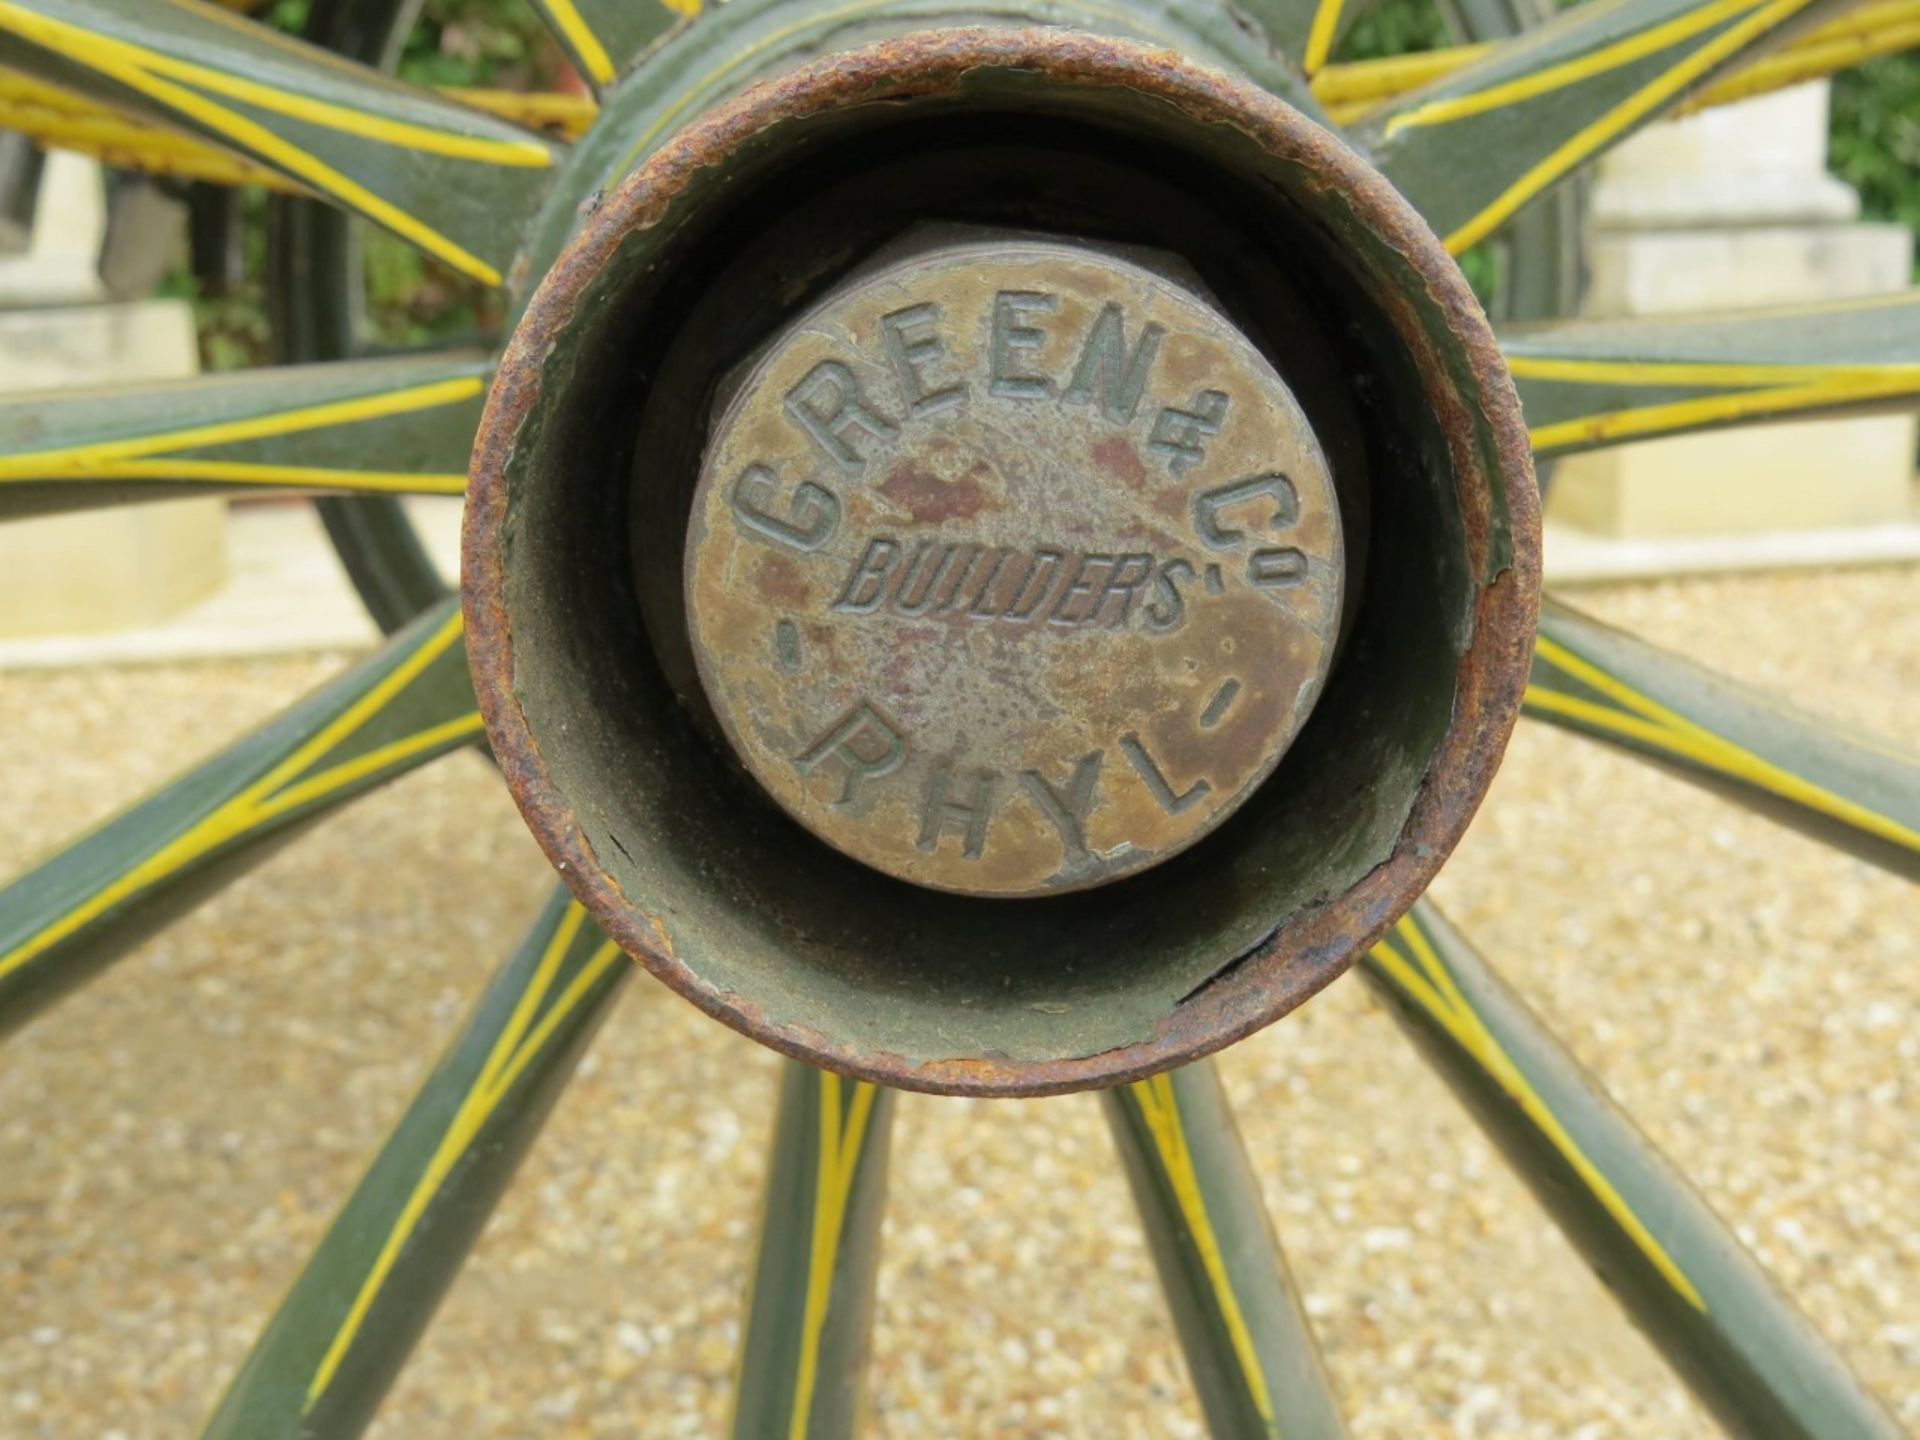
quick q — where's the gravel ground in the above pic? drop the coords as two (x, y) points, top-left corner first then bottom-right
(0, 565), (1914, 1438)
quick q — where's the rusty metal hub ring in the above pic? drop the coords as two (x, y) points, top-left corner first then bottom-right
(464, 27), (1541, 1097)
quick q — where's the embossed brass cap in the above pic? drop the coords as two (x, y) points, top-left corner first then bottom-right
(684, 237), (1344, 896)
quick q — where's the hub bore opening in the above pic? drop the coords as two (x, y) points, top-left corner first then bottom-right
(464, 30), (1539, 1095)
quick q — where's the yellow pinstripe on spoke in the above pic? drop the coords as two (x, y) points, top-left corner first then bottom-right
(1527, 636), (1919, 852)
(1370, 916), (1708, 1310)
(1303, 0), (1346, 74)
(789, 1071), (879, 1440)
(0, 3), (550, 283)
(124, 53), (551, 165)
(0, 62), (295, 186)
(533, 0), (704, 85)
(0, 611), (479, 988)
(1384, 0), (1764, 135)
(1439, 0), (1812, 252)
(448, 85), (598, 135)
(0, 375), (484, 494)
(0, 460), (469, 494)
(0, 64), (592, 185)
(1506, 355), (1920, 387)
(304, 908), (626, 1407)
(20, 1), (551, 163)
(534, 0), (616, 83)
(1511, 353), (1920, 450)
(1130, 1074), (1278, 1432)
(1317, 0), (1920, 122)
(1680, 12), (1920, 110)
(1525, 370), (1920, 450)
(248, 713), (484, 821)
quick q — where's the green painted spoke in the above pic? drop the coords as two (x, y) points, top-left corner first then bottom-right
(0, 600), (480, 1038)
(1527, 597), (1919, 876)
(1508, 289), (1920, 455)
(0, 353), (489, 518)
(202, 889), (629, 1440)
(1363, 903), (1902, 1440)
(732, 1061), (896, 1440)
(1104, 1063), (1349, 1440)
(528, 0), (700, 91)
(1235, 0), (1364, 74)
(1358, 0), (1837, 253)
(0, 0), (563, 285)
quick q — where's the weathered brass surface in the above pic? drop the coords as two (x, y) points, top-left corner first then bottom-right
(684, 238), (1344, 897)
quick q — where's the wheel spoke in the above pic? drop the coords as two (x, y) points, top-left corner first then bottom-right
(0, 64), (595, 188)
(731, 1061), (895, 1440)
(1234, 0), (1361, 75)
(0, 599), (480, 1038)
(0, 62), (289, 185)
(1315, 0), (1920, 122)
(450, 85), (597, 139)
(1675, 0), (1920, 107)
(527, 0), (698, 91)
(1507, 290), (1920, 456)
(1363, 903), (1903, 1439)
(1357, 0), (1836, 253)
(1527, 597), (1919, 876)
(0, 0), (562, 286)
(1104, 1062), (1350, 1440)
(0, 353), (488, 518)
(201, 889), (629, 1440)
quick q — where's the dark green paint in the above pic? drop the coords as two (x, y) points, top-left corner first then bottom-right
(0, 598), (479, 1038)
(202, 887), (628, 1440)
(1232, 0), (1338, 62)
(529, 0), (693, 90)
(1530, 597), (1920, 877)
(1509, 290), (1920, 453)
(1104, 1062), (1350, 1440)
(732, 1062), (896, 1440)
(0, 352), (489, 517)
(1364, 901), (1903, 1440)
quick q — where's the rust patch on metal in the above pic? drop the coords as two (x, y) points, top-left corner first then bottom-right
(876, 459), (994, 522)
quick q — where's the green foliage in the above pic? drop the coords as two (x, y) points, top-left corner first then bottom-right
(167, 187), (273, 372)
(397, 0), (548, 89)
(1830, 53), (1920, 280)
(1336, 0), (1452, 61)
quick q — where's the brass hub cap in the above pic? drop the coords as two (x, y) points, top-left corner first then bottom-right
(684, 237), (1345, 897)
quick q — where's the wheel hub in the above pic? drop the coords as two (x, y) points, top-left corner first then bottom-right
(463, 28), (1540, 1094)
